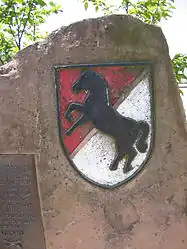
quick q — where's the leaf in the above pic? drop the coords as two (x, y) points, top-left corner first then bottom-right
(33, 0), (46, 7)
(179, 89), (184, 95)
(95, 4), (99, 12)
(172, 53), (187, 83)
(84, 1), (88, 10)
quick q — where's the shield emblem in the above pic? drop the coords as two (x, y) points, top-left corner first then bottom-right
(55, 62), (154, 188)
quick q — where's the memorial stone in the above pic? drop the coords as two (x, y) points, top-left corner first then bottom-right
(0, 15), (187, 249)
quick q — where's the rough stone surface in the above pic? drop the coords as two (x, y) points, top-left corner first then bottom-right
(0, 14), (187, 249)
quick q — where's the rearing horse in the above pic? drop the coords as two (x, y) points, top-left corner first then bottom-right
(64, 69), (149, 173)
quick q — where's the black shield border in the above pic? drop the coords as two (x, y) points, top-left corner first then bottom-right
(54, 61), (155, 189)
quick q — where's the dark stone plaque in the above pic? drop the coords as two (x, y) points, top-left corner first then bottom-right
(0, 155), (46, 249)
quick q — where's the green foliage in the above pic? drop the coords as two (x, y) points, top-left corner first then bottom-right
(129, 0), (175, 24)
(172, 54), (187, 83)
(82, 0), (115, 14)
(83, 0), (175, 24)
(0, 0), (62, 65)
(0, 31), (15, 65)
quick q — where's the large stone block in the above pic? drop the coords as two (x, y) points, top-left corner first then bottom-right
(0, 15), (187, 249)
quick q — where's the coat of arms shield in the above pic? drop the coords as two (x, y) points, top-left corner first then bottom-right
(55, 62), (154, 188)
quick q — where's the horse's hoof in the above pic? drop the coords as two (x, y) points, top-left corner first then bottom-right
(109, 165), (118, 171)
(123, 165), (133, 173)
(139, 143), (148, 153)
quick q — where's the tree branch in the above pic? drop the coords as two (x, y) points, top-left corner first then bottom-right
(12, 4), (21, 44)
(126, 2), (129, 14)
(0, 56), (4, 65)
(33, 23), (36, 41)
(19, 0), (33, 49)
(8, 24), (20, 49)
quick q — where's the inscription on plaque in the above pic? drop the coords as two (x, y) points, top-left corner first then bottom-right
(0, 155), (45, 249)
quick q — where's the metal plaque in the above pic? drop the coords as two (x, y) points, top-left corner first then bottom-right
(0, 155), (46, 249)
(55, 62), (155, 188)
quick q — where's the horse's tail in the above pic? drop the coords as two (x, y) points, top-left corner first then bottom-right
(136, 121), (149, 153)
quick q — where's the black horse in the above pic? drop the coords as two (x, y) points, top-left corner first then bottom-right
(64, 69), (149, 173)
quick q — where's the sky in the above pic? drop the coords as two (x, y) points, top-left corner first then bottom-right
(41, 0), (187, 58)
